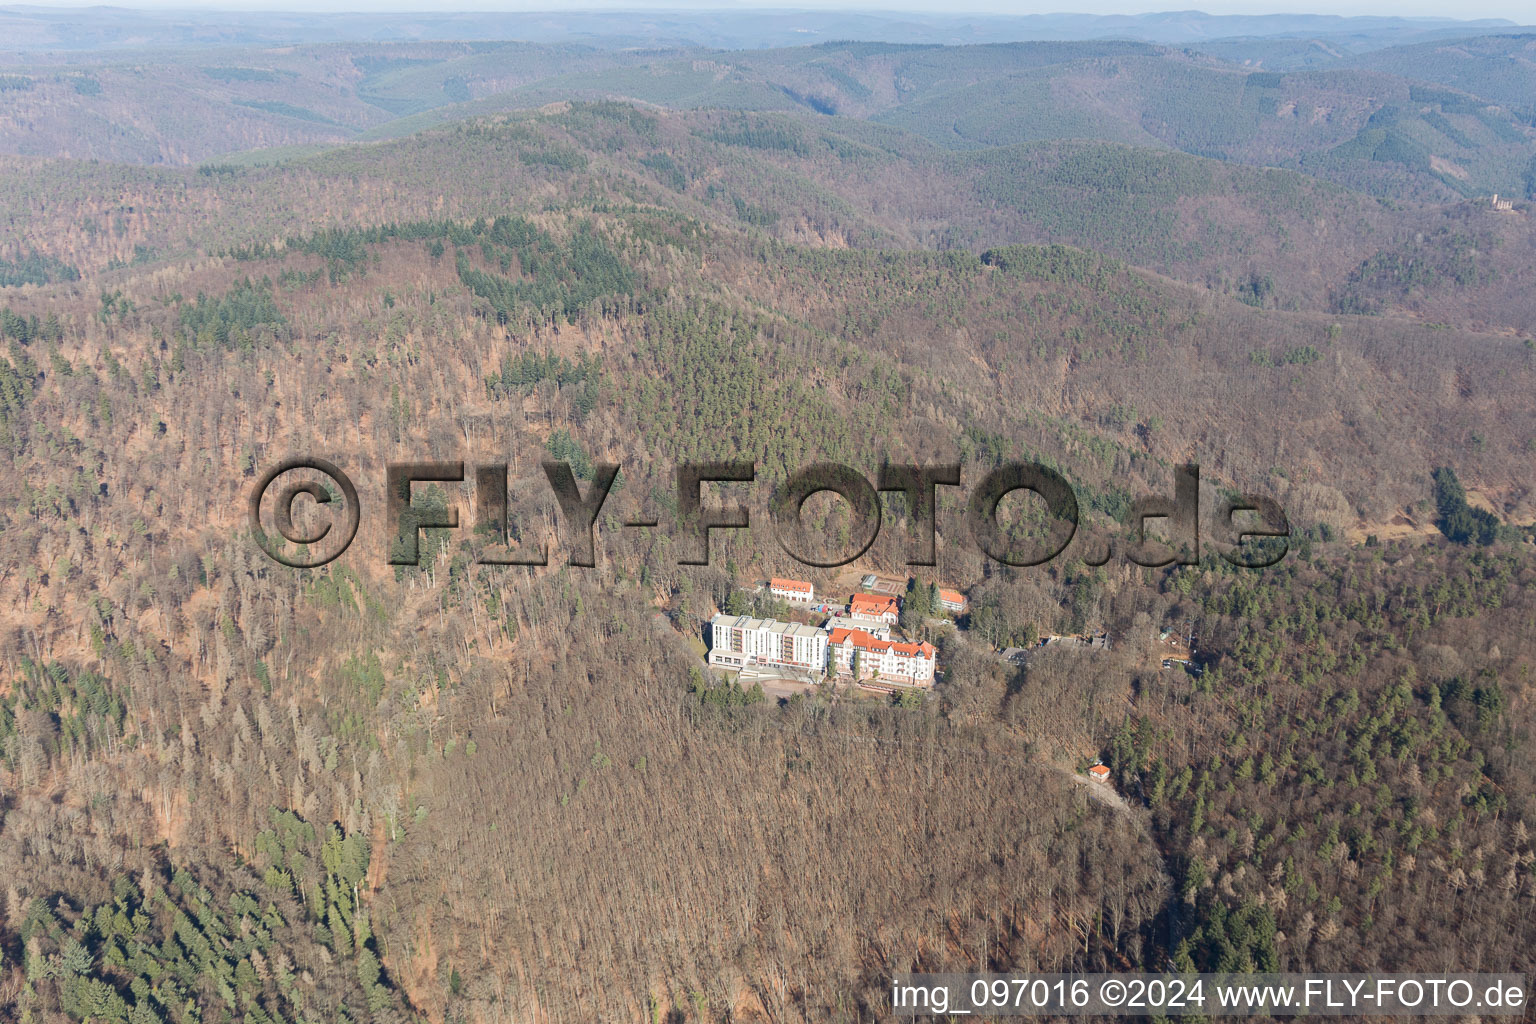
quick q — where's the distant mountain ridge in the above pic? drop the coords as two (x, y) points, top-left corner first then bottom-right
(4, 29), (1534, 200)
(0, 5), (1524, 53)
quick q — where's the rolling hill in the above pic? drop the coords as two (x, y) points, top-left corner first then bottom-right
(5, 103), (1531, 332)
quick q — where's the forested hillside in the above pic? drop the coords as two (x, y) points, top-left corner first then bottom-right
(6, 102), (1535, 335)
(0, 35), (1532, 1024)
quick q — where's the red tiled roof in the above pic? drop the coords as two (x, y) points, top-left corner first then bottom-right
(1088, 764), (1111, 778)
(849, 594), (898, 615)
(938, 588), (965, 605)
(770, 577), (813, 593)
(829, 628), (934, 659)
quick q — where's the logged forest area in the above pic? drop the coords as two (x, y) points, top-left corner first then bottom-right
(0, 12), (1535, 1024)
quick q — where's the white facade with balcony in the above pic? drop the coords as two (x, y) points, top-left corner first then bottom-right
(708, 614), (828, 673)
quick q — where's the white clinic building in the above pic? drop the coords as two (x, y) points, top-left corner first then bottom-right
(708, 614), (828, 673)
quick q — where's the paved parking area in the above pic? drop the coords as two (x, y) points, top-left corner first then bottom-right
(737, 663), (820, 700)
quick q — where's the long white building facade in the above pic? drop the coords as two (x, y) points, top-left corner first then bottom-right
(707, 614), (829, 673)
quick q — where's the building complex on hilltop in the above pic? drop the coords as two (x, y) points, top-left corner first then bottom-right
(706, 611), (936, 686)
(706, 580), (961, 689)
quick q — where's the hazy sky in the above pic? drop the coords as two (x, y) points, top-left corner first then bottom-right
(15, 0), (1532, 24)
